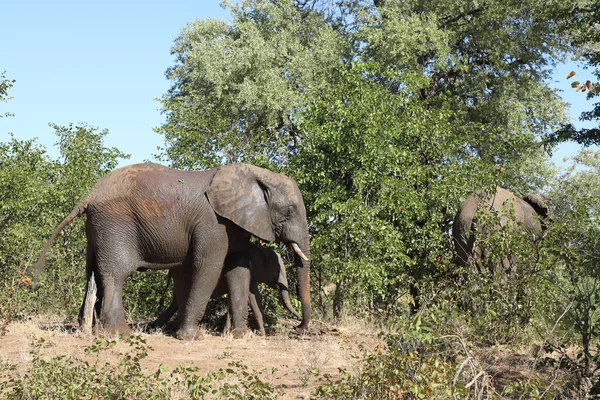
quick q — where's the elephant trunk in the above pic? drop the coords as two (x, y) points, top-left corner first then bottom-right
(276, 260), (301, 319)
(292, 239), (311, 330)
(279, 288), (301, 319)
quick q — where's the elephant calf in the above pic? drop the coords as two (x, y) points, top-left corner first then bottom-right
(453, 186), (550, 276)
(153, 243), (300, 336)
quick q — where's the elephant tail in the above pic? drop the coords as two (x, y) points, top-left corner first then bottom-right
(27, 202), (87, 288)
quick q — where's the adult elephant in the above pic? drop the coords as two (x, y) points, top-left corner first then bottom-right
(453, 186), (550, 276)
(152, 243), (301, 336)
(28, 162), (311, 340)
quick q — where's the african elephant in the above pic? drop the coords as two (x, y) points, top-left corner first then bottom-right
(28, 162), (311, 340)
(453, 186), (550, 276)
(152, 243), (301, 336)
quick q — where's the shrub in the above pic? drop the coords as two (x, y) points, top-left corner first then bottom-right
(0, 334), (277, 400)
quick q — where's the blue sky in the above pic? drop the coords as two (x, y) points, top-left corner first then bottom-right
(1, 0), (597, 167)
(1, 0), (230, 164)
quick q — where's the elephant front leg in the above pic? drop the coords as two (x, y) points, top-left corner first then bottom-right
(225, 253), (251, 339)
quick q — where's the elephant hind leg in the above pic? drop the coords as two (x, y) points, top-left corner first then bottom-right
(98, 275), (130, 334)
(96, 254), (137, 334)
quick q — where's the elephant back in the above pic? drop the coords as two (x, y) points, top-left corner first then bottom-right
(487, 187), (525, 228)
(85, 162), (174, 206)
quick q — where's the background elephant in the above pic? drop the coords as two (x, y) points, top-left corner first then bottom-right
(153, 243), (301, 336)
(28, 162), (311, 340)
(453, 186), (550, 276)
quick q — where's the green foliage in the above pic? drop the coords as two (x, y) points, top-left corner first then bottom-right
(157, 0), (566, 321)
(51, 123), (127, 208)
(458, 197), (548, 342)
(357, 0), (570, 153)
(0, 335), (277, 399)
(548, 2), (600, 146)
(171, 360), (277, 400)
(158, 0), (345, 169)
(314, 322), (469, 400)
(290, 63), (473, 315)
(0, 71), (15, 118)
(315, 345), (462, 399)
(0, 136), (59, 323)
(124, 270), (173, 322)
(535, 150), (600, 395)
(0, 124), (129, 323)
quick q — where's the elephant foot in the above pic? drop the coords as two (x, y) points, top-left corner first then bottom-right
(263, 326), (276, 336)
(145, 323), (159, 333)
(100, 320), (131, 336)
(231, 327), (251, 339)
(147, 319), (180, 334)
(294, 323), (310, 334)
(145, 317), (160, 329)
(176, 327), (203, 341)
(163, 320), (180, 334)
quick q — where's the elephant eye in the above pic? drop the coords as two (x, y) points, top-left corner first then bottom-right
(274, 205), (294, 223)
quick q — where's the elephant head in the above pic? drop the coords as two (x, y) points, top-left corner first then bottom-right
(522, 193), (552, 229)
(207, 164), (311, 329)
(248, 243), (301, 319)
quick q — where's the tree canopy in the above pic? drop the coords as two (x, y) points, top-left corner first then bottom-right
(548, 1), (600, 146)
(156, 0), (577, 315)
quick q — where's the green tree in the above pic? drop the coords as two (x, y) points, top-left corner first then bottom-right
(50, 123), (128, 211)
(549, 2), (600, 146)
(541, 150), (600, 393)
(0, 124), (129, 322)
(158, 0), (345, 169)
(290, 63), (476, 317)
(356, 0), (573, 172)
(158, 0), (574, 167)
(157, 0), (577, 319)
(0, 137), (56, 321)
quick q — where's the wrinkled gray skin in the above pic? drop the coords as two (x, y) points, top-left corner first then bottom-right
(28, 162), (311, 340)
(152, 243), (301, 336)
(453, 186), (549, 276)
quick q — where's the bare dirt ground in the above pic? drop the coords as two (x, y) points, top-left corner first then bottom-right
(0, 317), (384, 399)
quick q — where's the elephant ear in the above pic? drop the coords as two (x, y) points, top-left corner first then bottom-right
(207, 164), (276, 242)
(522, 193), (549, 218)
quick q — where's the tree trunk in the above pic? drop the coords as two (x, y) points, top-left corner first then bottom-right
(80, 272), (97, 334)
(409, 278), (420, 315)
(333, 280), (344, 320)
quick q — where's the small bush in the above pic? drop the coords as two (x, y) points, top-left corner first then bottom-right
(0, 334), (277, 400)
(314, 327), (467, 399)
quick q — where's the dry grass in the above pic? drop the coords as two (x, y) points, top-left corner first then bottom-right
(0, 317), (381, 399)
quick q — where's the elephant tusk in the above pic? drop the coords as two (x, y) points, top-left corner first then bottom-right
(291, 242), (309, 261)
